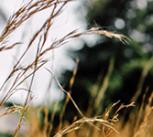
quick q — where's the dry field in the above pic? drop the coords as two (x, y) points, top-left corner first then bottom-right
(0, 0), (152, 137)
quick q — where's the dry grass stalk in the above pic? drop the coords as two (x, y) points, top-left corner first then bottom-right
(1, 0), (149, 137)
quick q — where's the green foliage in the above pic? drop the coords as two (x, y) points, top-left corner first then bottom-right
(0, 133), (12, 137)
(61, 0), (153, 116)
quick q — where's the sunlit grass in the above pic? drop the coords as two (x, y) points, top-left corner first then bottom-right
(0, 0), (152, 137)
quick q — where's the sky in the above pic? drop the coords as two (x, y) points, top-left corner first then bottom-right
(0, 0), (89, 105)
(0, 0), (100, 106)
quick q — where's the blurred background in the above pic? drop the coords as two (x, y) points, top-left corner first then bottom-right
(0, 0), (86, 134)
(0, 0), (153, 136)
(0, 0), (87, 105)
(59, 0), (153, 120)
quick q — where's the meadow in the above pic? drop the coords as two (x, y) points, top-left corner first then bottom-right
(0, 0), (152, 137)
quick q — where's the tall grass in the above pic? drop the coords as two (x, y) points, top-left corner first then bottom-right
(0, 0), (152, 137)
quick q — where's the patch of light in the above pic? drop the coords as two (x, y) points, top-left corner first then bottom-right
(130, 30), (145, 42)
(136, 0), (148, 9)
(127, 9), (136, 19)
(114, 18), (125, 29)
(146, 15), (153, 24)
(143, 43), (153, 53)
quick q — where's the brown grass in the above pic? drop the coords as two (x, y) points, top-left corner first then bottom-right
(0, 0), (152, 137)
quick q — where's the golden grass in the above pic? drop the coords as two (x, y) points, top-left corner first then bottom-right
(0, 0), (152, 137)
(20, 93), (152, 137)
